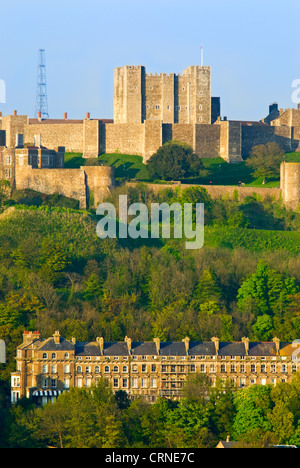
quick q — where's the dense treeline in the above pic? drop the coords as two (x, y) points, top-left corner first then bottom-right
(2, 376), (300, 448)
(0, 183), (300, 448)
(0, 185), (299, 374)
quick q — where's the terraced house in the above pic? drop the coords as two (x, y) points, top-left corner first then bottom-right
(11, 331), (300, 405)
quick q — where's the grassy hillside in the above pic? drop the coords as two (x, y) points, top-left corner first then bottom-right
(64, 151), (300, 187)
(64, 152), (150, 180)
(1, 205), (299, 257)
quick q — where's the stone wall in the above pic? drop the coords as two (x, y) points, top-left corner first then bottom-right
(194, 124), (220, 158)
(1, 115), (28, 147)
(83, 166), (116, 207)
(15, 164), (115, 209)
(24, 121), (84, 153)
(15, 166), (87, 208)
(127, 181), (281, 202)
(105, 122), (145, 155)
(242, 124), (295, 156)
(218, 120), (243, 163)
(280, 162), (300, 210)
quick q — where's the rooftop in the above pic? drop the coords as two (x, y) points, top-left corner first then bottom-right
(19, 332), (300, 358)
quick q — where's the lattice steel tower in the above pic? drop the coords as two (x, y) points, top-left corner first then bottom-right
(35, 49), (49, 119)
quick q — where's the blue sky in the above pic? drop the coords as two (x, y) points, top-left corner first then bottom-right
(0, 0), (299, 121)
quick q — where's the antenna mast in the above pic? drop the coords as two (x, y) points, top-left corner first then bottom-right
(35, 49), (49, 119)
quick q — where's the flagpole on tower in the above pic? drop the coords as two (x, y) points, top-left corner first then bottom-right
(201, 44), (204, 66)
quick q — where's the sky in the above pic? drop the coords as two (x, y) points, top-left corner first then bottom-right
(0, 0), (299, 121)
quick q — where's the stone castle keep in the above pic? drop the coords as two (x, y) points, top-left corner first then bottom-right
(0, 63), (300, 209)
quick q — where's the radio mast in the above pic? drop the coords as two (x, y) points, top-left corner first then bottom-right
(35, 49), (49, 119)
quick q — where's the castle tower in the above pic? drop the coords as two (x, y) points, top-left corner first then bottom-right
(280, 162), (300, 210)
(114, 65), (211, 125)
(114, 65), (146, 124)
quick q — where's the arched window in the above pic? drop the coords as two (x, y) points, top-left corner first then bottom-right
(113, 366), (119, 373)
(43, 353), (47, 359)
(76, 366), (82, 373)
(51, 353), (57, 359)
(104, 366), (110, 373)
(95, 366), (100, 374)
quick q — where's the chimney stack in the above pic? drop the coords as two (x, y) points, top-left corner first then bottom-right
(125, 336), (132, 354)
(38, 111), (42, 122)
(212, 337), (220, 355)
(23, 331), (40, 344)
(64, 112), (68, 120)
(13, 110), (17, 116)
(53, 330), (60, 345)
(86, 112), (90, 120)
(182, 337), (190, 355)
(273, 337), (281, 356)
(97, 337), (104, 355)
(153, 338), (160, 355)
(242, 337), (250, 356)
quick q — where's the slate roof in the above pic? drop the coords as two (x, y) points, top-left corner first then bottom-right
(248, 342), (277, 356)
(219, 342), (246, 356)
(75, 342), (101, 356)
(38, 337), (75, 352)
(159, 342), (187, 356)
(103, 342), (129, 356)
(131, 342), (158, 356)
(189, 341), (216, 356)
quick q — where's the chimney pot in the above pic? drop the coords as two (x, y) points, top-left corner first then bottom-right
(64, 112), (67, 120)
(13, 110), (17, 116)
(86, 112), (90, 120)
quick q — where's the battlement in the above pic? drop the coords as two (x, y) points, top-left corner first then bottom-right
(114, 64), (212, 125)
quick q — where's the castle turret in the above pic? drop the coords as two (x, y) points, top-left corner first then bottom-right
(280, 162), (300, 210)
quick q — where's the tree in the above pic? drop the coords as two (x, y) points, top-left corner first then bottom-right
(233, 385), (274, 440)
(0, 180), (10, 213)
(182, 373), (211, 404)
(40, 238), (70, 285)
(146, 141), (204, 181)
(245, 142), (284, 184)
(237, 262), (299, 319)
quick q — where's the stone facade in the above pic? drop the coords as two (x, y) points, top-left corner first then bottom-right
(11, 331), (300, 405)
(0, 139), (115, 209)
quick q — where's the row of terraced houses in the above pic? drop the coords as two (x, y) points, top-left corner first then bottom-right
(10, 331), (300, 405)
